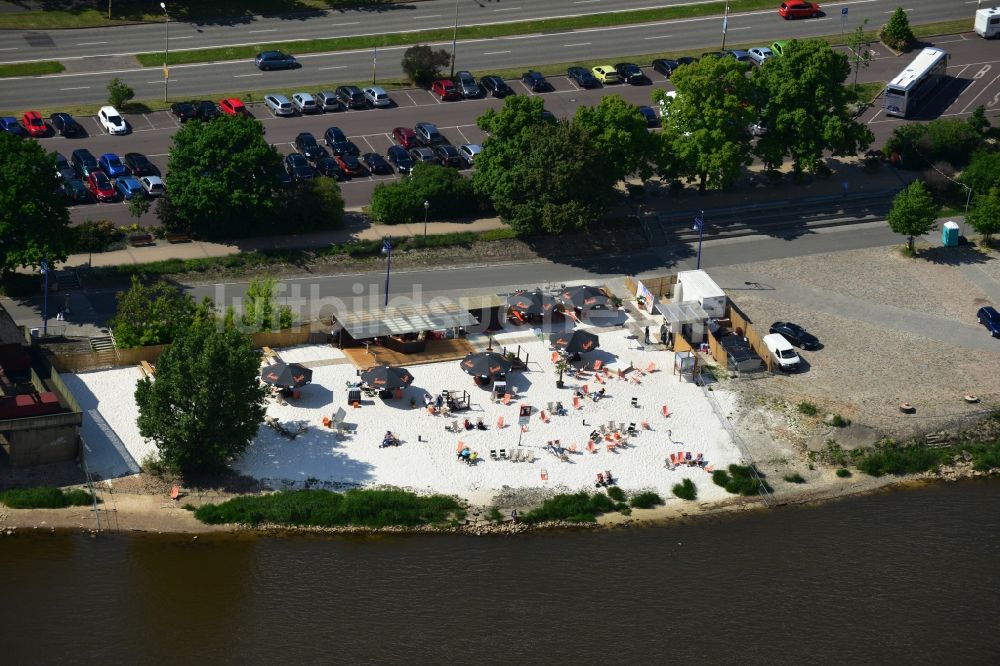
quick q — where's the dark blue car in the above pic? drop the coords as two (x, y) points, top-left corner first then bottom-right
(978, 306), (1000, 338)
(0, 116), (27, 137)
(99, 153), (127, 179)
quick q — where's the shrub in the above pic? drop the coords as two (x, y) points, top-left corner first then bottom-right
(831, 414), (851, 428)
(884, 118), (982, 171)
(74, 219), (122, 254)
(278, 178), (345, 230)
(713, 464), (771, 496)
(783, 473), (806, 484)
(960, 151), (1000, 195)
(880, 8), (915, 51)
(107, 76), (135, 108)
(798, 401), (818, 416)
(620, 507), (632, 516)
(671, 480), (697, 501)
(606, 486), (626, 502)
(856, 444), (946, 476)
(0, 487), (96, 509)
(522, 492), (617, 523)
(486, 506), (503, 522)
(400, 44), (452, 86)
(370, 163), (481, 224)
(836, 468), (852, 478)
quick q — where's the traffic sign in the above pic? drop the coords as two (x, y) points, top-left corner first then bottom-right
(842, 7), (848, 14)
(163, 65), (170, 79)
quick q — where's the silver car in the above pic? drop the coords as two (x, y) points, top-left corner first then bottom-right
(455, 70), (482, 98)
(316, 92), (340, 112)
(458, 143), (481, 167)
(292, 92), (319, 114)
(363, 86), (392, 108)
(748, 46), (773, 66)
(264, 94), (294, 116)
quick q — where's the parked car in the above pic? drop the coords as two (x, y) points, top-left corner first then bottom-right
(977, 306), (1000, 337)
(115, 176), (145, 201)
(386, 145), (414, 174)
(331, 140), (360, 157)
(62, 178), (89, 204)
(255, 50), (298, 70)
(778, 1), (821, 19)
(458, 143), (481, 167)
(363, 86), (392, 108)
(139, 175), (165, 196)
(316, 91), (341, 112)
(324, 126), (348, 146)
(98, 153), (127, 179)
(219, 97), (251, 117)
(591, 65), (620, 84)
(414, 121), (444, 146)
(0, 116), (27, 137)
(86, 170), (116, 201)
(291, 92), (319, 114)
(455, 71), (482, 98)
(638, 106), (659, 127)
(748, 46), (774, 65)
(336, 85), (367, 110)
(763, 333), (801, 372)
(770, 40), (790, 57)
(50, 112), (83, 137)
(408, 147), (437, 165)
(567, 66), (598, 88)
(614, 63), (648, 85)
(123, 152), (157, 177)
(725, 49), (751, 64)
(520, 70), (550, 92)
(431, 79), (462, 101)
(481, 75), (513, 98)
(170, 102), (198, 122)
(676, 56), (698, 67)
(21, 110), (47, 137)
(701, 51), (725, 59)
(391, 126), (419, 149)
(71, 148), (99, 177)
(314, 156), (346, 180)
(54, 152), (76, 182)
(194, 100), (220, 121)
(264, 94), (294, 116)
(362, 152), (392, 175)
(749, 119), (770, 137)
(651, 59), (680, 78)
(284, 153), (314, 181)
(769, 321), (820, 350)
(434, 144), (462, 168)
(294, 132), (325, 161)
(335, 153), (366, 177)
(98, 106), (128, 134)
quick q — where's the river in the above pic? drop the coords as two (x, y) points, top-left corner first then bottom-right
(2, 480), (998, 664)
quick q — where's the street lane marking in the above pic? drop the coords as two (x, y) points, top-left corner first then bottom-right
(483, 50), (511, 55)
(564, 42), (592, 47)
(0, 47), (18, 51)
(170, 36), (194, 40)
(59, 86), (90, 90)
(248, 29), (277, 34)
(414, 15), (442, 19)
(574, 0), (601, 4)
(330, 22), (361, 27)
(319, 65), (347, 70)
(233, 73), (263, 77)
(146, 80), (174, 84)
(643, 35), (673, 39)
(494, 6), (521, 10)
(76, 41), (108, 46)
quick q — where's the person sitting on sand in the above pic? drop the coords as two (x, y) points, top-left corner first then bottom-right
(476, 418), (487, 430)
(464, 418), (474, 431)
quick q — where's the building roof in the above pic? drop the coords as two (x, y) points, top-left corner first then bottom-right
(0, 303), (22, 346)
(653, 300), (709, 325)
(334, 301), (480, 339)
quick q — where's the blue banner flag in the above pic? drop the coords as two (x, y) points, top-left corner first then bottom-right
(382, 238), (392, 254)
(693, 214), (704, 231)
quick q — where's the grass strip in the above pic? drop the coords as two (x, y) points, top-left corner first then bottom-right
(0, 61), (64, 78)
(194, 488), (465, 527)
(0, 487), (97, 509)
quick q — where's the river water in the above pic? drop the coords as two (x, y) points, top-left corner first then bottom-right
(2, 480), (999, 664)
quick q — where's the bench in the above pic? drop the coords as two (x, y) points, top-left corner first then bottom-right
(128, 233), (155, 247)
(166, 232), (191, 243)
(138, 360), (156, 378)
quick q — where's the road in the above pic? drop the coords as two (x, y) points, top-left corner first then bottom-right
(0, 0), (966, 108)
(46, 33), (1000, 228)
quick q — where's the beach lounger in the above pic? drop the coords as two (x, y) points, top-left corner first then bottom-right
(641, 420), (650, 430)
(511, 387), (519, 397)
(502, 393), (512, 405)
(619, 422), (626, 433)
(582, 385), (589, 395)
(587, 441), (598, 454)
(595, 374), (605, 385)
(607, 420), (616, 431)
(595, 472), (606, 487)
(551, 351), (560, 363)
(627, 423), (637, 436)
(646, 362), (656, 373)
(523, 449), (534, 463)
(704, 465), (714, 472)
(630, 376), (642, 385)
(593, 360), (603, 371)
(661, 405), (670, 418)
(669, 453), (678, 466)
(573, 396), (582, 410)
(456, 440), (465, 453)
(491, 450), (498, 460)
(496, 416), (505, 429)
(540, 410), (549, 423)
(499, 449), (507, 460)
(606, 442), (617, 453)
(604, 470), (614, 485)
(568, 443), (578, 453)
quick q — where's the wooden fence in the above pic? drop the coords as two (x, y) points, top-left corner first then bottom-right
(727, 301), (773, 373)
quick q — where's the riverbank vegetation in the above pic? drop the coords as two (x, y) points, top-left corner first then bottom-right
(522, 492), (617, 524)
(0, 487), (96, 509)
(672, 479), (698, 501)
(713, 464), (772, 496)
(194, 488), (466, 528)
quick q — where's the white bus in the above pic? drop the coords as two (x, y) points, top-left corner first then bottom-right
(884, 47), (950, 118)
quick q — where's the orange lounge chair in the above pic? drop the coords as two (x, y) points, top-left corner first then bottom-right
(582, 384), (589, 394)
(595, 374), (605, 385)
(568, 443), (578, 453)
(353, 401), (362, 408)
(573, 396), (581, 410)
(322, 416), (332, 428)
(646, 362), (656, 373)
(540, 410), (549, 423)
(606, 442), (617, 453)
(551, 351), (561, 363)
(587, 441), (598, 454)
(502, 393), (512, 405)
(661, 405), (670, 417)
(496, 416), (505, 429)
(593, 359), (603, 371)
(427, 405), (436, 415)
(641, 420), (650, 430)
(669, 453), (677, 466)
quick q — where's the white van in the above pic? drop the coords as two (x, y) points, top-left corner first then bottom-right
(763, 333), (801, 372)
(975, 7), (1000, 38)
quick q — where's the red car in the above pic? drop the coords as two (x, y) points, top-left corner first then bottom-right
(778, 1), (820, 19)
(219, 97), (251, 116)
(431, 79), (461, 101)
(86, 171), (116, 202)
(21, 110), (47, 137)
(391, 126), (419, 149)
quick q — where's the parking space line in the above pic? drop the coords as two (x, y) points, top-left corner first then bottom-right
(361, 136), (378, 153)
(961, 72), (1000, 113)
(455, 127), (472, 145)
(141, 114), (155, 130)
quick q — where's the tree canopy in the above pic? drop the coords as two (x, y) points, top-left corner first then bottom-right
(966, 187), (1000, 242)
(135, 311), (267, 475)
(370, 163), (480, 224)
(242, 276), (293, 332)
(887, 180), (939, 252)
(574, 95), (656, 183)
(110, 276), (199, 348)
(161, 115), (283, 238)
(401, 44), (451, 86)
(0, 133), (73, 275)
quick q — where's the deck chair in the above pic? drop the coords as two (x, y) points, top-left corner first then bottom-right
(496, 416), (505, 429)
(685, 451), (693, 462)
(592, 359), (603, 371)
(490, 450), (498, 460)
(606, 442), (617, 453)
(582, 384), (589, 395)
(704, 465), (715, 472)
(509, 449), (519, 462)
(573, 396), (582, 410)
(627, 423), (637, 436)
(503, 393), (512, 405)
(641, 420), (650, 430)
(587, 441), (597, 454)
(523, 449), (534, 463)
(540, 410), (549, 423)
(669, 453), (677, 466)
(511, 386), (519, 397)
(456, 440), (465, 453)
(607, 419), (616, 431)
(568, 443), (578, 453)
(630, 375), (642, 385)
(547, 401), (557, 414)
(661, 405), (670, 417)
(499, 449), (507, 460)
(646, 362), (656, 373)
(551, 351), (561, 363)
(595, 374), (605, 385)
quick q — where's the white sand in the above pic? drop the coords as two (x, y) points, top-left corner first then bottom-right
(65, 326), (745, 505)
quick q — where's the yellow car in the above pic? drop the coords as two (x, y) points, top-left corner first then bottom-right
(591, 65), (620, 84)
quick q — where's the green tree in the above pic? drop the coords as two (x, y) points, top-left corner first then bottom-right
(242, 276), (292, 332)
(107, 77), (135, 108)
(881, 7), (915, 51)
(960, 150), (1000, 195)
(278, 177), (345, 230)
(753, 39), (874, 176)
(967, 105), (990, 135)
(401, 44), (451, 86)
(162, 115), (282, 238)
(127, 194), (151, 226)
(574, 95), (656, 183)
(652, 55), (756, 190)
(135, 310), (267, 475)
(887, 180), (939, 252)
(966, 187), (1000, 242)
(847, 20), (873, 90)
(370, 163), (479, 224)
(109, 276), (199, 348)
(474, 97), (615, 234)
(884, 118), (981, 170)
(0, 133), (72, 275)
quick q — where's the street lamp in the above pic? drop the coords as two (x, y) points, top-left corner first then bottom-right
(693, 210), (705, 270)
(450, 0), (460, 77)
(423, 200), (430, 239)
(382, 237), (393, 308)
(40, 258), (49, 336)
(160, 2), (169, 102)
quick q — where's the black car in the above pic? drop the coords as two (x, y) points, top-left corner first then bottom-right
(385, 145), (414, 174)
(769, 321), (820, 350)
(481, 75), (513, 98)
(50, 112), (83, 137)
(335, 85), (367, 110)
(323, 126), (348, 146)
(123, 152), (157, 177)
(170, 102), (198, 122)
(54, 152), (76, 182)
(330, 140), (360, 157)
(567, 66), (598, 88)
(520, 70), (550, 92)
(295, 132), (326, 161)
(676, 56), (698, 66)
(194, 100), (220, 121)
(433, 144), (462, 168)
(315, 156), (346, 180)
(638, 106), (659, 127)
(70, 148), (99, 177)
(614, 62), (648, 85)
(284, 153), (314, 181)
(62, 178), (89, 204)
(651, 59), (680, 78)
(361, 152), (392, 175)
(255, 50), (299, 70)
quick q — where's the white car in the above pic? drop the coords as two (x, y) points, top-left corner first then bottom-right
(763, 333), (801, 372)
(458, 143), (481, 167)
(363, 86), (392, 108)
(748, 46), (773, 66)
(98, 106), (127, 134)
(291, 92), (318, 114)
(139, 175), (165, 197)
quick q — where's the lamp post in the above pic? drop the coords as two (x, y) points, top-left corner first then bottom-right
(40, 258), (49, 336)
(382, 237), (393, 308)
(693, 210), (705, 270)
(160, 2), (169, 102)
(423, 200), (430, 239)
(964, 185), (974, 219)
(720, 4), (730, 51)
(449, 0), (460, 77)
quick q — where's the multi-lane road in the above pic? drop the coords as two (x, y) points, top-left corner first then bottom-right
(0, 0), (972, 108)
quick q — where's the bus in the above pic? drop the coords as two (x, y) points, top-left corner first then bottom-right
(884, 47), (950, 118)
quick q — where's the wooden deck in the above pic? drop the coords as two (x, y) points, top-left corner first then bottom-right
(343, 337), (476, 369)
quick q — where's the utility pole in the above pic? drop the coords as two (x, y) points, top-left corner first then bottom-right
(160, 2), (169, 102)
(450, 0), (460, 77)
(720, 4), (730, 52)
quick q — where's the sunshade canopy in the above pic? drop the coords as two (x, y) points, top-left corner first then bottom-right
(549, 329), (600, 354)
(460, 351), (513, 378)
(559, 285), (611, 310)
(360, 365), (415, 391)
(260, 362), (313, 388)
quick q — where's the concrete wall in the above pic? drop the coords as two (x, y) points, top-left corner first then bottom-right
(3, 423), (79, 467)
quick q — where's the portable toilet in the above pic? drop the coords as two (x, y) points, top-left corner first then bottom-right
(942, 221), (960, 247)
